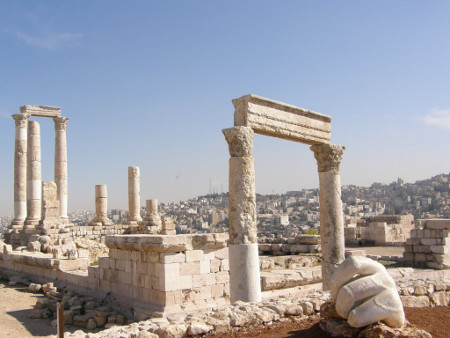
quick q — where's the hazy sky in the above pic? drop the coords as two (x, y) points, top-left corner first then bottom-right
(1, 1), (449, 215)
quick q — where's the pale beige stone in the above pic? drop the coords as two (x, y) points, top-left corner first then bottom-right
(25, 121), (42, 225)
(127, 166), (142, 223)
(311, 143), (345, 290)
(91, 185), (112, 225)
(144, 199), (162, 227)
(54, 116), (69, 222)
(233, 94), (331, 145)
(12, 113), (29, 226)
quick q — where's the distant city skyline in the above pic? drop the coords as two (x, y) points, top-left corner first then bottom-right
(1, 1), (449, 215)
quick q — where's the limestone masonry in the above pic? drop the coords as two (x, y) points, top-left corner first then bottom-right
(1, 96), (449, 336)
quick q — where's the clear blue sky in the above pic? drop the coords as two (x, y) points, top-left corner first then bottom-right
(1, 1), (449, 215)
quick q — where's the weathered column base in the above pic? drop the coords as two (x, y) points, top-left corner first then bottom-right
(229, 243), (261, 303)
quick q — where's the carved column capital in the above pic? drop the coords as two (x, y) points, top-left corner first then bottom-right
(53, 116), (69, 131)
(12, 113), (29, 128)
(311, 144), (345, 172)
(222, 126), (254, 157)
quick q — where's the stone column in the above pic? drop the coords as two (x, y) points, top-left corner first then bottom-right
(223, 126), (261, 303)
(128, 166), (142, 224)
(144, 199), (161, 226)
(11, 113), (29, 226)
(25, 121), (42, 225)
(311, 143), (346, 290)
(54, 116), (69, 223)
(91, 185), (112, 225)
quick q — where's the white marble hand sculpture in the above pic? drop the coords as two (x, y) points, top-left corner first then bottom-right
(330, 256), (405, 328)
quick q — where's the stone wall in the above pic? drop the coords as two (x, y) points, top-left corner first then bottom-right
(98, 234), (230, 318)
(345, 214), (414, 246)
(0, 234), (230, 320)
(258, 234), (321, 255)
(403, 219), (450, 269)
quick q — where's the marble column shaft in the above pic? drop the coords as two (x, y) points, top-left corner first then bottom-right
(311, 143), (346, 290)
(223, 126), (261, 303)
(26, 121), (42, 225)
(128, 166), (142, 223)
(54, 116), (69, 221)
(12, 113), (29, 226)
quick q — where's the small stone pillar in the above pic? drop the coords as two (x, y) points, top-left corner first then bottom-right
(25, 121), (42, 225)
(161, 216), (176, 235)
(127, 166), (142, 224)
(144, 199), (162, 227)
(40, 181), (61, 227)
(311, 143), (346, 290)
(54, 116), (69, 223)
(11, 113), (29, 226)
(91, 185), (112, 225)
(223, 126), (261, 303)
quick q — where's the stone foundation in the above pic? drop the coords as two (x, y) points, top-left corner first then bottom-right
(0, 234), (230, 320)
(403, 219), (450, 269)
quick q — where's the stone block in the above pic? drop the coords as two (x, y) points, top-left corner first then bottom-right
(421, 238), (437, 246)
(180, 262), (200, 276)
(147, 252), (159, 263)
(155, 263), (180, 277)
(199, 260), (210, 274)
(431, 291), (450, 306)
(403, 253), (414, 262)
(413, 245), (430, 253)
(220, 259), (229, 271)
(203, 250), (216, 261)
(215, 247), (229, 260)
(210, 260), (221, 273)
(98, 257), (110, 269)
(211, 284), (225, 298)
(160, 252), (186, 264)
(415, 253), (426, 262)
(192, 274), (216, 287)
(161, 275), (193, 291)
(215, 271), (229, 284)
(400, 295), (430, 307)
(430, 245), (448, 254)
(186, 250), (204, 262)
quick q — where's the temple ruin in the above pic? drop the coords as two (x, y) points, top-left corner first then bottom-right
(1, 96), (449, 335)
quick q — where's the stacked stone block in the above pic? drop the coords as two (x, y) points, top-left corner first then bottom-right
(258, 234), (321, 255)
(97, 234), (230, 318)
(403, 219), (450, 269)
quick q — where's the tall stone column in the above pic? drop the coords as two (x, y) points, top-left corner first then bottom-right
(128, 166), (142, 224)
(90, 185), (112, 225)
(54, 116), (69, 223)
(25, 121), (42, 225)
(311, 144), (346, 290)
(223, 126), (261, 303)
(11, 113), (29, 226)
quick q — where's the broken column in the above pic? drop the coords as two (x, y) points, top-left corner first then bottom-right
(25, 121), (42, 225)
(311, 143), (346, 290)
(144, 199), (161, 226)
(54, 116), (69, 223)
(11, 113), (29, 226)
(223, 126), (261, 303)
(127, 166), (142, 224)
(90, 185), (112, 225)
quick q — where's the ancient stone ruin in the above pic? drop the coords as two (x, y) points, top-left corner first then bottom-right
(0, 96), (448, 337)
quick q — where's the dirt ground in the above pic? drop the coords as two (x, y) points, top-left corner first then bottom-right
(210, 307), (450, 338)
(1, 280), (448, 338)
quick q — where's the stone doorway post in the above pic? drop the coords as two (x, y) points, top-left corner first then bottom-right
(223, 126), (261, 303)
(311, 144), (345, 290)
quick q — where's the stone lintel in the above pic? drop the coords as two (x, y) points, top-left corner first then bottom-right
(105, 233), (229, 252)
(233, 94), (331, 145)
(20, 105), (61, 118)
